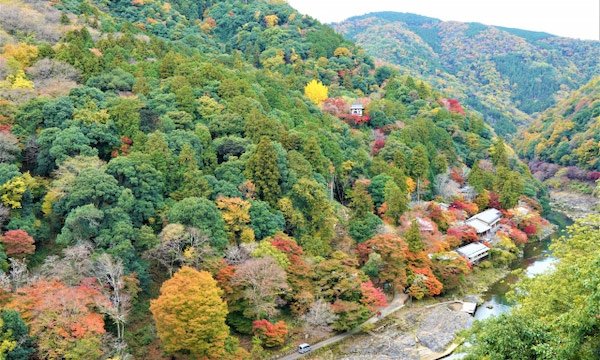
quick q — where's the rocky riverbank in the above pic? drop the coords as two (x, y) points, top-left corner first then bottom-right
(308, 302), (474, 360)
(550, 190), (599, 220)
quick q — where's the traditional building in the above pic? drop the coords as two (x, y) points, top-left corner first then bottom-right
(456, 242), (490, 264)
(465, 208), (502, 239)
(350, 103), (364, 116)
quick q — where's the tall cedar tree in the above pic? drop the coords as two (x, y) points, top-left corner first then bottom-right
(245, 138), (281, 206)
(405, 219), (424, 253)
(150, 267), (232, 359)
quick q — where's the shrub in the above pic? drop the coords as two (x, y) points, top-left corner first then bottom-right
(252, 320), (288, 348)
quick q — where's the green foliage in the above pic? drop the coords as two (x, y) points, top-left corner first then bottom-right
(167, 197), (228, 251)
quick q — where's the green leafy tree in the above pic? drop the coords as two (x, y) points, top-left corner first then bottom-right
(405, 219), (424, 253)
(384, 180), (408, 224)
(167, 197), (228, 251)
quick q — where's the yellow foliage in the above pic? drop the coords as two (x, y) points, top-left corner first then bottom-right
(240, 227), (255, 243)
(2, 42), (38, 67)
(406, 177), (416, 193)
(0, 318), (17, 357)
(334, 47), (352, 57)
(264, 14), (279, 27)
(1, 176), (27, 209)
(162, 2), (171, 12)
(42, 189), (62, 216)
(304, 79), (328, 106)
(260, 49), (285, 69)
(8, 69), (34, 89)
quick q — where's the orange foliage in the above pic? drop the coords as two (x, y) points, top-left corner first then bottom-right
(407, 267), (443, 299)
(357, 234), (408, 290)
(252, 319), (288, 347)
(0, 229), (35, 257)
(7, 279), (107, 359)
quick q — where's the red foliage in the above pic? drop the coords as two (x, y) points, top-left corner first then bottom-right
(488, 192), (502, 210)
(322, 97), (349, 116)
(509, 227), (528, 245)
(0, 124), (12, 133)
(588, 172), (600, 181)
(440, 98), (465, 115)
(359, 281), (387, 311)
(450, 199), (478, 216)
(449, 168), (465, 185)
(372, 138), (386, 155)
(522, 224), (538, 236)
(252, 319), (288, 348)
(1, 230), (35, 257)
(215, 263), (236, 297)
(447, 225), (479, 243)
(338, 113), (371, 126)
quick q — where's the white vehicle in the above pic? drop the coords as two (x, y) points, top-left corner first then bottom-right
(298, 343), (312, 354)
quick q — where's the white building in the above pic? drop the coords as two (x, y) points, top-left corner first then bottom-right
(456, 242), (490, 264)
(465, 208), (502, 239)
(350, 103), (364, 116)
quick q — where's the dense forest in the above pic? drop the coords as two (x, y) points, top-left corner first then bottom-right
(334, 12), (600, 136)
(0, 0), (589, 359)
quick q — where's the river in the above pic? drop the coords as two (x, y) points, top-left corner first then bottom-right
(473, 211), (573, 320)
(443, 211), (573, 359)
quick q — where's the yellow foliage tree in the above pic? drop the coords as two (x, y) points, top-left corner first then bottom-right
(304, 80), (328, 106)
(264, 14), (279, 27)
(8, 70), (34, 89)
(216, 197), (253, 246)
(334, 47), (352, 57)
(2, 43), (39, 68)
(1, 173), (40, 209)
(150, 267), (234, 359)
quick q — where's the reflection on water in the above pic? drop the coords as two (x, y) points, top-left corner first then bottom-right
(473, 211), (572, 320)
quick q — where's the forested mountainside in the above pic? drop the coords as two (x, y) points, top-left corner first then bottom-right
(515, 76), (600, 196)
(334, 12), (600, 136)
(0, 0), (549, 359)
(517, 76), (600, 171)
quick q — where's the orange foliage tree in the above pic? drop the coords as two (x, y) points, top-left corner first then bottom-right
(150, 266), (234, 359)
(7, 279), (108, 359)
(357, 234), (409, 291)
(360, 281), (387, 311)
(252, 319), (288, 347)
(0, 230), (35, 257)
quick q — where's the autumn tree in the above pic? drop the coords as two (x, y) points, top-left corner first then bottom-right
(357, 234), (409, 291)
(150, 267), (234, 359)
(245, 138), (281, 206)
(217, 197), (254, 246)
(0, 230), (35, 257)
(304, 80), (328, 106)
(252, 319), (288, 347)
(7, 279), (108, 359)
(232, 257), (289, 319)
(0, 310), (34, 360)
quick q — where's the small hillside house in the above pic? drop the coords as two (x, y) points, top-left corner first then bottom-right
(456, 242), (490, 264)
(465, 208), (502, 239)
(350, 103), (364, 116)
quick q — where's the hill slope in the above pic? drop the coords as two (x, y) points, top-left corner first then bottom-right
(516, 76), (600, 171)
(334, 12), (600, 136)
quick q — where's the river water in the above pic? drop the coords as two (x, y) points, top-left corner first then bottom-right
(473, 211), (573, 320)
(443, 212), (573, 359)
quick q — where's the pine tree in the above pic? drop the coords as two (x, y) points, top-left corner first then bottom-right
(245, 138), (281, 206)
(405, 219), (424, 253)
(150, 267), (232, 359)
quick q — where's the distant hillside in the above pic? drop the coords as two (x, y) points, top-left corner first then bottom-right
(334, 12), (600, 136)
(516, 76), (600, 171)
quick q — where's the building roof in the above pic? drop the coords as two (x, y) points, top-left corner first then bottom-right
(465, 218), (491, 234)
(469, 208), (502, 225)
(350, 103), (364, 109)
(456, 242), (489, 259)
(417, 217), (435, 232)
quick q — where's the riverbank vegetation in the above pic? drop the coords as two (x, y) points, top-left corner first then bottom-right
(463, 214), (600, 359)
